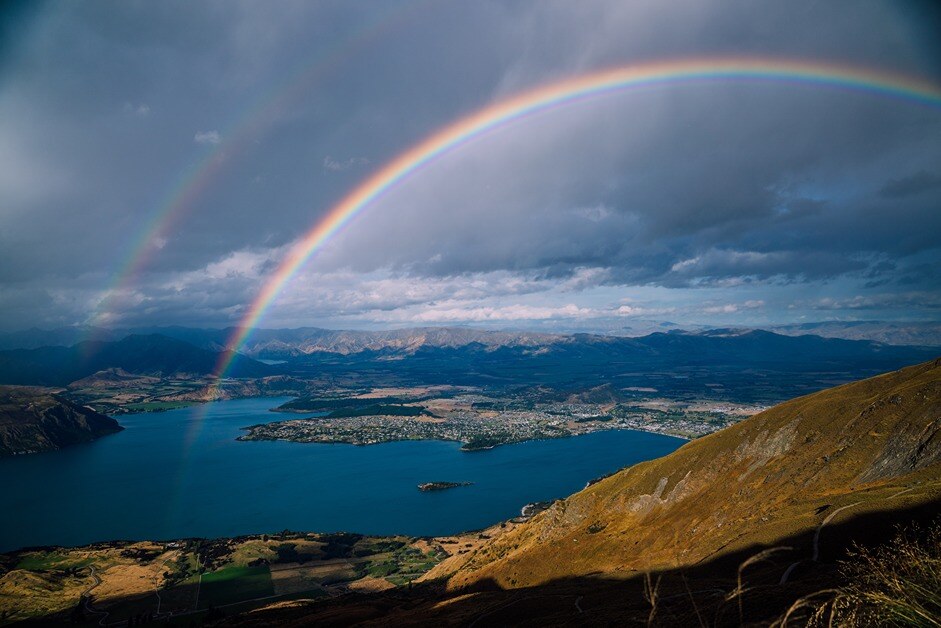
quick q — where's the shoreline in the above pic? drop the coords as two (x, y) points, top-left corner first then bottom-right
(237, 424), (692, 450)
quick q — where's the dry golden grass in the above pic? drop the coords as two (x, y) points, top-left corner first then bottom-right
(92, 548), (179, 602)
(445, 359), (941, 590)
(420, 520), (521, 582)
(354, 385), (459, 399)
(269, 566), (324, 596)
(0, 542), (179, 624)
(229, 539), (279, 565)
(0, 569), (88, 622)
(779, 520), (941, 627)
(347, 576), (396, 593)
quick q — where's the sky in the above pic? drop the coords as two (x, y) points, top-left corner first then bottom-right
(1, 0), (940, 333)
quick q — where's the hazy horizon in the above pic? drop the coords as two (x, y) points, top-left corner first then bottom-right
(3, 318), (941, 348)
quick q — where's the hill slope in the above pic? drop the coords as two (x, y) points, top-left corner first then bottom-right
(0, 387), (123, 456)
(440, 358), (941, 590)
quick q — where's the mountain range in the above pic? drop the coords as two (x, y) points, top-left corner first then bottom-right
(769, 320), (941, 347)
(282, 330), (939, 403)
(0, 325), (563, 357)
(0, 334), (272, 386)
(1, 321), (938, 358)
(0, 329), (935, 398)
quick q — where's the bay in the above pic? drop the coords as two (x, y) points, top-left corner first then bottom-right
(1, 397), (684, 551)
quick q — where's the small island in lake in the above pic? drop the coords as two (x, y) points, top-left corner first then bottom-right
(418, 481), (472, 491)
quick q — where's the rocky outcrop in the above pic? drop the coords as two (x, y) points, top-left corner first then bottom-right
(856, 380), (941, 482)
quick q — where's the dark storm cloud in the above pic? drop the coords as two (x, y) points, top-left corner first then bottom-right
(879, 171), (941, 198)
(324, 83), (941, 286)
(1, 0), (939, 329)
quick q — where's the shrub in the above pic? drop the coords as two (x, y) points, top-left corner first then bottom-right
(783, 520), (941, 627)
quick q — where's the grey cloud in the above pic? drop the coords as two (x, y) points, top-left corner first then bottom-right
(1, 1), (940, 330)
(879, 171), (941, 198)
(801, 292), (941, 312)
(320, 80), (941, 290)
(665, 249), (867, 286)
(194, 130), (221, 145)
(322, 156), (370, 172)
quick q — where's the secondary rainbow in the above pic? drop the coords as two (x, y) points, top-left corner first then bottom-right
(214, 56), (941, 377)
(86, 1), (427, 332)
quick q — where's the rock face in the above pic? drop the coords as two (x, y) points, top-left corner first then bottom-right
(439, 358), (941, 589)
(0, 386), (123, 456)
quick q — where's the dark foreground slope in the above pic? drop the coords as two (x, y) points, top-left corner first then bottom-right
(0, 387), (122, 456)
(217, 358), (941, 627)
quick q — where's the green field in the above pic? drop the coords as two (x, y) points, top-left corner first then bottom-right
(15, 552), (95, 571)
(277, 396), (419, 412)
(197, 565), (274, 608)
(124, 401), (194, 412)
(326, 404), (432, 418)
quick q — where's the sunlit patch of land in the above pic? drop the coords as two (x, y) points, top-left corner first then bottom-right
(352, 385), (463, 400)
(0, 533), (446, 625)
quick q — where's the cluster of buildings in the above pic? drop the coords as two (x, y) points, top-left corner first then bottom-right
(239, 392), (748, 447)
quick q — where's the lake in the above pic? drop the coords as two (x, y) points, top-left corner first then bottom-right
(1, 397), (684, 552)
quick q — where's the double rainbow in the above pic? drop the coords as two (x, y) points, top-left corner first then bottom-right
(213, 56), (941, 379)
(87, 2), (427, 331)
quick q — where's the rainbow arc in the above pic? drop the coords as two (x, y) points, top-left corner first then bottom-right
(211, 56), (941, 381)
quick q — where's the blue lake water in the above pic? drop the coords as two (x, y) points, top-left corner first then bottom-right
(1, 397), (684, 552)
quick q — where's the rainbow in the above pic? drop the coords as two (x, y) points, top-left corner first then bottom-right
(142, 6), (435, 491)
(211, 56), (941, 379)
(86, 1), (427, 332)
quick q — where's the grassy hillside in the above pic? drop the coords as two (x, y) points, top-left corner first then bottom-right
(441, 358), (941, 589)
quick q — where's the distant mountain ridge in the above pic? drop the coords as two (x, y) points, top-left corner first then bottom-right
(282, 329), (938, 398)
(0, 328), (934, 396)
(1, 322), (938, 359)
(232, 326), (565, 358)
(0, 325), (565, 358)
(0, 334), (272, 386)
(769, 320), (941, 346)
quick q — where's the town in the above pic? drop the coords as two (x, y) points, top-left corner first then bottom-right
(238, 390), (766, 448)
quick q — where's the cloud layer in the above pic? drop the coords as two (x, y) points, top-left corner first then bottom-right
(1, 1), (939, 331)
